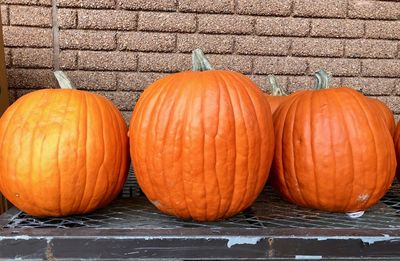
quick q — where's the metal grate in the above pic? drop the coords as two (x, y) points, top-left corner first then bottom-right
(3, 169), (400, 229)
(120, 168), (142, 198)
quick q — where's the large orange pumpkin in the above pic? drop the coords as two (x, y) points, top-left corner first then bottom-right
(264, 75), (289, 115)
(129, 49), (274, 221)
(0, 72), (129, 217)
(272, 70), (396, 213)
(369, 98), (395, 136)
(394, 122), (400, 180)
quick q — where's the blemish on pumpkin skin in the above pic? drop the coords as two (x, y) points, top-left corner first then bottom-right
(15, 193), (20, 197)
(357, 194), (369, 202)
(150, 200), (161, 207)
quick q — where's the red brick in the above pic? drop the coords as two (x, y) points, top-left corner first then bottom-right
(96, 91), (140, 111)
(236, 36), (290, 55)
(7, 68), (57, 89)
(348, 0), (400, 20)
(4, 48), (11, 67)
(7, 89), (16, 104)
(287, 75), (342, 92)
(237, 0), (292, 16)
(342, 77), (395, 95)
(376, 96), (400, 114)
(118, 0), (177, 11)
(365, 21), (400, 40)
(66, 71), (117, 91)
(1, 5), (9, 25)
(253, 57), (307, 75)
(138, 12), (196, 33)
(8, 89), (30, 103)
(118, 32), (175, 52)
(198, 14), (254, 34)
(60, 30), (116, 50)
(256, 17), (310, 36)
(78, 51), (138, 71)
(207, 55), (252, 74)
(345, 39), (397, 59)
(287, 76), (314, 92)
(59, 50), (77, 69)
(249, 75), (288, 93)
(58, 9), (77, 29)
(292, 38), (343, 57)
(57, 0), (116, 8)
(3, 26), (52, 47)
(294, 0), (347, 18)
(9, 5), (51, 27)
(114, 91), (139, 111)
(38, 0), (51, 5)
(311, 19), (364, 38)
(121, 111), (132, 124)
(398, 45), (400, 59)
(177, 34), (233, 54)
(308, 58), (361, 76)
(2, 0), (51, 5)
(179, 0), (234, 13)
(117, 72), (167, 91)
(138, 53), (190, 72)
(362, 59), (400, 77)
(12, 48), (53, 68)
(394, 81), (400, 95)
(78, 10), (137, 30)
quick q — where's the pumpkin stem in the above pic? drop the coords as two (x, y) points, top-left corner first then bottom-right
(314, 69), (331, 90)
(268, 75), (288, 96)
(54, 71), (75, 89)
(192, 48), (213, 71)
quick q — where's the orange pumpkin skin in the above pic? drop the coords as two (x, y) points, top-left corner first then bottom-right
(265, 95), (289, 115)
(130, 70), (275, 221)
(0, 89), (129, 217)
(272, 87), (396, 212)
(369, 98), (395, 136)
(394, 122), (400, 180)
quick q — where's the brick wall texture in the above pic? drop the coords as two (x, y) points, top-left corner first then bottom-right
(1, 0), (400, 122)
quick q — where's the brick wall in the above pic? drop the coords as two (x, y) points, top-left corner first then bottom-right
(1, 0), (400, 122)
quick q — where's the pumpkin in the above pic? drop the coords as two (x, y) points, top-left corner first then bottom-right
(129, 49), (274, 221)
(0, 71), (129, 217)
(368, 98), (395, 136)
(272, 70), (396, 213)
(394, 122), (400, 180)
(264, 75), (289, 115)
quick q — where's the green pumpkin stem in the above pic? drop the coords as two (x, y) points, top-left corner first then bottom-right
(314, 69), (331, 90)
(268, 75), (288, 96)
(192, 48), (213, 71)
(54, 71), (75, 89)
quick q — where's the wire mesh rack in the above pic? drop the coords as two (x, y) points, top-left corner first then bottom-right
(2, 169), (400, 229)
(1, 169), (400, 260)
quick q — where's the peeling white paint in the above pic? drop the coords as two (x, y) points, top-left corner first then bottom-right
(346, 211), (365, 219)
(295, 255), (322, 260)
(225, 236), (263, 248)
(125, 251), (140, 255)
(2, 235), (399, 246)
(308, 235), (398, 244)
(7, 235), (38, 240)
(361, 234), (391, 245)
